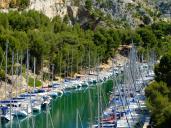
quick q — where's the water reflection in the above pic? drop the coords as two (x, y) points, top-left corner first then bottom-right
(2, 80), (113, 128)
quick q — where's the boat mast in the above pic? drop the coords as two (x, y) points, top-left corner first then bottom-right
(46, 105), (49, 128)
(67, 50), (69, 78)
(10, 51), (14, 128)
(97, 85), (100, 128)
(32, 57), (35, 128)
(88, 44), (90, 77)
(71, 47), (73, 78)
(95, 48), (99, 82)
(59, 53), (62, 83)
(30, 55), (35, 128)
(20, 53), (23, 94)
(26, 49), (29, 92)
(34, 57), (36, 90)
(41, 56), (43, 88)
(76, 109), (83, 128)
(116, 78), (131, 128)
(76, 109), (78, 128)
(51, 63), (54, 85)
(112, 58), (117, 123)
(16, 52), (19, 97)
(76, 55), (78, 74)
(121, 67), (135, 123)
(11, 51), (14, 96)
(26, 49), (30, 128)
(88, 87), (93, 126)
(5, 41), (8, 99)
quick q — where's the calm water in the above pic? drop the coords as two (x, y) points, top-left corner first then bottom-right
(1, 80), (113, 128)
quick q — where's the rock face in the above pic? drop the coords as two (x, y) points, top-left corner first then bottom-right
(26, 0), (156, 27)
(28, 0), (79, 19)
(0, 0), (9, 8)
(0, 0), (170, 27)
(155, 0), (171, 18)
(0, 0), (79, 19)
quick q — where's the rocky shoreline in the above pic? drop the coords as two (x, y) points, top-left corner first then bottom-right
(0, 54), (127, 100)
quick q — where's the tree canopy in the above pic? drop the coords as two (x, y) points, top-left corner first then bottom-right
(146, 50), (171, 128)
(155, 53), (171, 86)
(0, 10), (170, 78)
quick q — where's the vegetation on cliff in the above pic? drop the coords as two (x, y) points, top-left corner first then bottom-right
(0, 0), (30, 9)
(0, 10), (170, 79)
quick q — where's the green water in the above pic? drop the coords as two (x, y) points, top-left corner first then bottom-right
(2, 80), (113, 128)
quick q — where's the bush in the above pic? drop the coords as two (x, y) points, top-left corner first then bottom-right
(155, 53), (171, 86)
(85, 0), (92, 11)
(0, 69), (5, 81)
(145, 81), (171, 128)
(28, 77), (42, 87)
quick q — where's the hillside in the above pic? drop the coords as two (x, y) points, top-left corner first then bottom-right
(0, 0), (170, 28)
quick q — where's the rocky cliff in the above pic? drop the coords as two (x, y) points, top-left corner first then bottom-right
(0, 0), (170, 28)
(28, 0), (74, 18)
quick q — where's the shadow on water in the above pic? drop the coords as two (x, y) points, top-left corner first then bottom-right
(1, 80), (113, 128)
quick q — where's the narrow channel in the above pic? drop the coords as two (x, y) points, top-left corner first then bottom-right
(2, 80), (113, 128)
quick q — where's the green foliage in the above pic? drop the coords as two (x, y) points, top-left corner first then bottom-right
(93, 28), (120, 61)
(9, 0), (30, 9)
(0, 10), (120, 77)
(17, 0), (30, 10)
(63, 15), (70, 24)
(145, 81), (169, 98)
(137, 28), (158, 48)
(145, 81), (171, 128)
(142, 15), (151, 25)
(8, 10), (50, 31)
(0, 10), (170, 79)
(152, 22), (171, 39)
(155, 53), (171, 86)
(28, 77), (42, 87)
(0, 46), (4, 63)
(12, 31), (28, 50)
(0, 13), (9, 29)
(85, 0), (92, 11)
(72, 0), (80, 6)
(0, 34), (20, 52)
(0, 69), (5, 80)
(146, 47), (171, 127)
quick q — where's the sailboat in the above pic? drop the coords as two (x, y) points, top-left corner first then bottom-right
(91, 44), (155, 128)
(0, 106), (13, 123)
(0, 42), (14, 123)
(12, 50), (32, 117)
